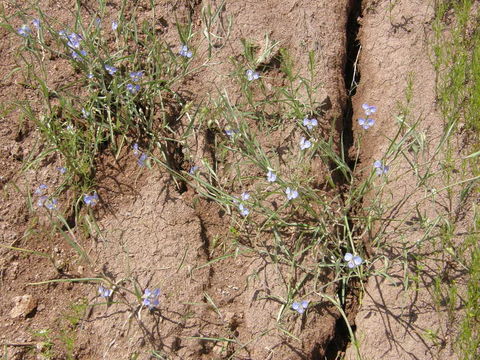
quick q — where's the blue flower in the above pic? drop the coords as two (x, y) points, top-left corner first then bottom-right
(71, 49), (87, 61)
(299, 137), (312, 150)
(189, 165), (199, 175)
(246, 69), (260, 81)
(358, 118), (374, 130)
(241, 192), (250, 201)
(17, 25), (31, 37)
(98, 285), (113, 298)
(225, 129), (237, 138)
(126, 83), (140, 94)
(142, 288), (160, 310)
(285, 187), (298, 200)
(104, 64), (117, 75)
(132, 144), (148, 166)
(57, 167), (67, 174)
(178, 45), (192, 58)
(266, 170), (277, 183)
(344, 253), (363, 268)
(87, 73), (94, 79)
(132, 143), (140, 156)
(66, 32), (82, 49)
(373, 160), (389, 175)
(34, 184), (48, 195)
(84, 192), (99, 207)
(362, 103), (377, 116)
(111, 21), (118, 31)
(44, 198), (58, 210)
(292, 300), (309, 314)
(81, 108), (90, 118)
(32, 19), (41, 29)
(129, 71), (143, 82)
(37, 195), (48, 208)
(137, 153), (148, 167)
(303, 117), (318, 130)
(95, 17), (101, 28)
(58, 32), (84, 59)
(238, 203), (250, 217)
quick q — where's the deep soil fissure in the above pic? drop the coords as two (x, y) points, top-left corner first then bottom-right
(323, 1), (363, 359)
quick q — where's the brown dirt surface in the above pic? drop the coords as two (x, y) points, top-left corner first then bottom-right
(1, 0), (352, 359)
(0, 0), (477, 359)
(344, 1), (477, 359)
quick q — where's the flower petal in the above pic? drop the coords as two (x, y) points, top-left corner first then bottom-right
(353, 256), (363, 266)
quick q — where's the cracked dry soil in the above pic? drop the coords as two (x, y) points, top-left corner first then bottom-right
(0, 0), (468, 359)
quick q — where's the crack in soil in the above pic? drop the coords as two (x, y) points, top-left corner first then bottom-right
(343, 0), (362, 167)
(324, 0), (363, 359)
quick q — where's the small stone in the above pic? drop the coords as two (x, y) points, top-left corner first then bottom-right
(54, 258), (66, 271)
(10, 295), (37, 318)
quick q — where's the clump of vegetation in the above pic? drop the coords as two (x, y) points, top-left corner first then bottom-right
(0, 0), (478, 358)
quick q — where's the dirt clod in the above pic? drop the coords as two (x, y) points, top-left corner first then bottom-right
(9, 295), (38, 319)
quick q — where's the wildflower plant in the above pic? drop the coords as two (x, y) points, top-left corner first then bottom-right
(142, 288), (160, 310)
(292, 300), (309, 314)
(241, 192), (250, 201)
(34, 184), (48, 196)
(344, 253), (363, 269)
(44, 198), (59, 211)
(362, 103), (377, 116)
(177, 40), (394, 352)
(238, 204), (250, 217)
(137, 153), (148, 167)
(373, 160), (389, 175)
(14, 12), (382, 352)
(11, 6), (196, 218)
(299, 137), (312, 150)
(104, 64), (117, 75)
(285, 187), (299, 201)
(84, 192), (99, 207)
(17, 24), (31, 37)
(178, 44), (192, 58)
(358, 117), (375, 130)
(126, 83), (140, 94)
(37, 196), (48, 208)
(10, 4), (454, 358)
(358, 103), (377, 129)
(189, 165), (199, 175)
(246, 69), (260, 81)
(129, 71), (143, 83)
(303, 117), (318, 130)
(5, 3), (477, 359)
(98, 285), (113, 299)
(266, 170), (277, 183)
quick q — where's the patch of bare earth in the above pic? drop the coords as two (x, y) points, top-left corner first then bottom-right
(0, 0), (361, 359)
(345, 1), (476, 359)
(5, 0), (474, 359)
(78, 1), (355, 359)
